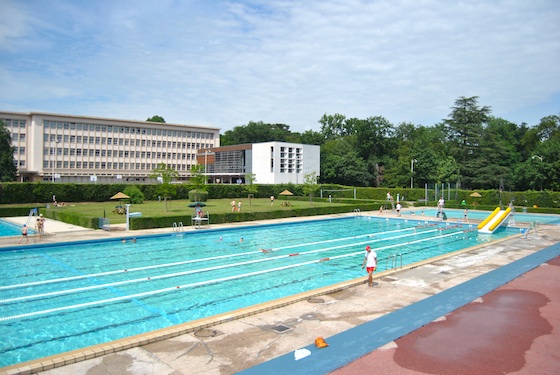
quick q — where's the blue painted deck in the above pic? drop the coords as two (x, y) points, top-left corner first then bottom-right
(237, 242), (560, 375)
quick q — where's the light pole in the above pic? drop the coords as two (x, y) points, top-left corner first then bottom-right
(410, 159), (417, 189)
(203, 151), (215, 184)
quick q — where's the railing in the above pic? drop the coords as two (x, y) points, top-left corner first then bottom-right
(386, 253), (403, 270)
(353, 208), (361, 216)
(172, 222), (184, 232)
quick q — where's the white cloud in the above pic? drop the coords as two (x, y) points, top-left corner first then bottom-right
(0, 0), (559, 131)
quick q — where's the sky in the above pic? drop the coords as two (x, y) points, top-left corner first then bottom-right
(1, 0), (559, 133)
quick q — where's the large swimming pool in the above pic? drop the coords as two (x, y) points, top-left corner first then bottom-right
(0, 216), (518, 367)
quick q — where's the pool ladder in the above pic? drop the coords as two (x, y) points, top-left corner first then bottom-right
(172, 222), (184, 232)
(521, 221), (540, 239)
(353, 208), (361, 216)
(386, 253), (403, 270)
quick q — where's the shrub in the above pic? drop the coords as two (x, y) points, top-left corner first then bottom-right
(123, 186), (145, 204)
(188, 189), (209, 202)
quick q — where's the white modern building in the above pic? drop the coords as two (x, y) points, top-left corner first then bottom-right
(197, 141), (320, 185)
(1, 111), (220, 183)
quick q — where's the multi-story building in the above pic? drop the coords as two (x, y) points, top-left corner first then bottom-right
(197, 141), (320, 185)
(0, 111), (220, 183)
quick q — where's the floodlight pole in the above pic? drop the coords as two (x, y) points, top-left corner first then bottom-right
(411, 159), (417, 189)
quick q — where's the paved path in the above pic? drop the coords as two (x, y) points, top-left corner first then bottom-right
(241, 244), (560, 375)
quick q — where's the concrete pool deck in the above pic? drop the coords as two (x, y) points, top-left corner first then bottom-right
(0, 211), (559, 375)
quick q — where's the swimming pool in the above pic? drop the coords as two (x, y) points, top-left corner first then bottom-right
(0, 219), (29, 237)
(0, 216), (517, 367)
(409, 208), (560, 225)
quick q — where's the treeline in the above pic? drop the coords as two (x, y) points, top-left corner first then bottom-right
(221, 96), (559, 191)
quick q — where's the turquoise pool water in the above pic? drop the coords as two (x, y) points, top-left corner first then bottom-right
(409, 208), (560, 225)
(0, 216), (517, 367)
(0, 219), (27, 237)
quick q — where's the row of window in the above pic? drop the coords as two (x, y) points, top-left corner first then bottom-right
(44, 120), (214, 139)
(42, 160), (191, 171)
(40, 133), (211, 149)
(43, 147), (198, 160)
(2, 119), (26, 127)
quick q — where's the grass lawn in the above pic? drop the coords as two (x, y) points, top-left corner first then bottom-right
(43, 198), (350, 224)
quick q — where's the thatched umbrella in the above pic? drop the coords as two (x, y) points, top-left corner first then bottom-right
(279, 190), (293, 196)
(469, 192), (481, 207)
(111, 192), (130, 200)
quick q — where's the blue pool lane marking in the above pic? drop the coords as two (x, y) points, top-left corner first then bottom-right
(37, 253), (180, 325)
(237, 242), (560, 375)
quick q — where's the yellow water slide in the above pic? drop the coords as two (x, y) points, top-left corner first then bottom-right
(478, 207), (512, 234)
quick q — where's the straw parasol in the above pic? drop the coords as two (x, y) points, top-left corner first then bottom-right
(279, 190), (294, 196)
(111, 192), (130, 200)
(469, 192), (482, 198)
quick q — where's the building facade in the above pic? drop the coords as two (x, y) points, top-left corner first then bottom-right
(1, 111), (220, 183)
(197, 141), (320, 185)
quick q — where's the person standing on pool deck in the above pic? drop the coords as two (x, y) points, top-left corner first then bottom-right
(19, 224), (29, 244)
(361, 245), (377, 287)
(396, 202), (401, 217)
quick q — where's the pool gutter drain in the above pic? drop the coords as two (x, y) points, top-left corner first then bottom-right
(271, 325), (291, 333)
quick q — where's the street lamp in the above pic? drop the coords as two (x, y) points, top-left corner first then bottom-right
(532, 155), (543, 190)
(410, 159), (417, 189)
(203, 150), (215, 184)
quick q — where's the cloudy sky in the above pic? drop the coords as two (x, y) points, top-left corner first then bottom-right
(1, 0), (559, 133)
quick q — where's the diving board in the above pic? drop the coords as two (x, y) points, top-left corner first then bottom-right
(477, 207), (512, 234)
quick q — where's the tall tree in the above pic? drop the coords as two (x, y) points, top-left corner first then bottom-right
(0, 120), (17, 182)
(443, 96), (491, 188)
(318, 113), (351, 140)
(221, 121), (292, 145)
(320, 139), (373, 186)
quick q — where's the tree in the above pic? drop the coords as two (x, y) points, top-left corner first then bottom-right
(220, 121), (293, 145)
(302, 171), (319, 204)
(188, 164), (208, 201)
(318, 113), (351, 140)
(146, 115), (166, 123)
(150, 163), (178, 212)
(443, 96), (491, 188)
(244, 173), (258, 206)
(320, 139), (373, 186)
(0, 120), (17, 182)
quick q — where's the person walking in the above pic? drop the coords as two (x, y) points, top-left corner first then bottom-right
(361, 245), (377, 287)
(270, 195), (275, 206)
(396, 202), (402, 217)
(230, 200), (236, 212)
(237, 201), (242, 212)
(18, 224), (29, 244)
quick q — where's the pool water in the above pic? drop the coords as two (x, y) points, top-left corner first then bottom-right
(409, 208), (560, 225)
(0, 219), (29, 237)
(0, 216), (517, 367)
